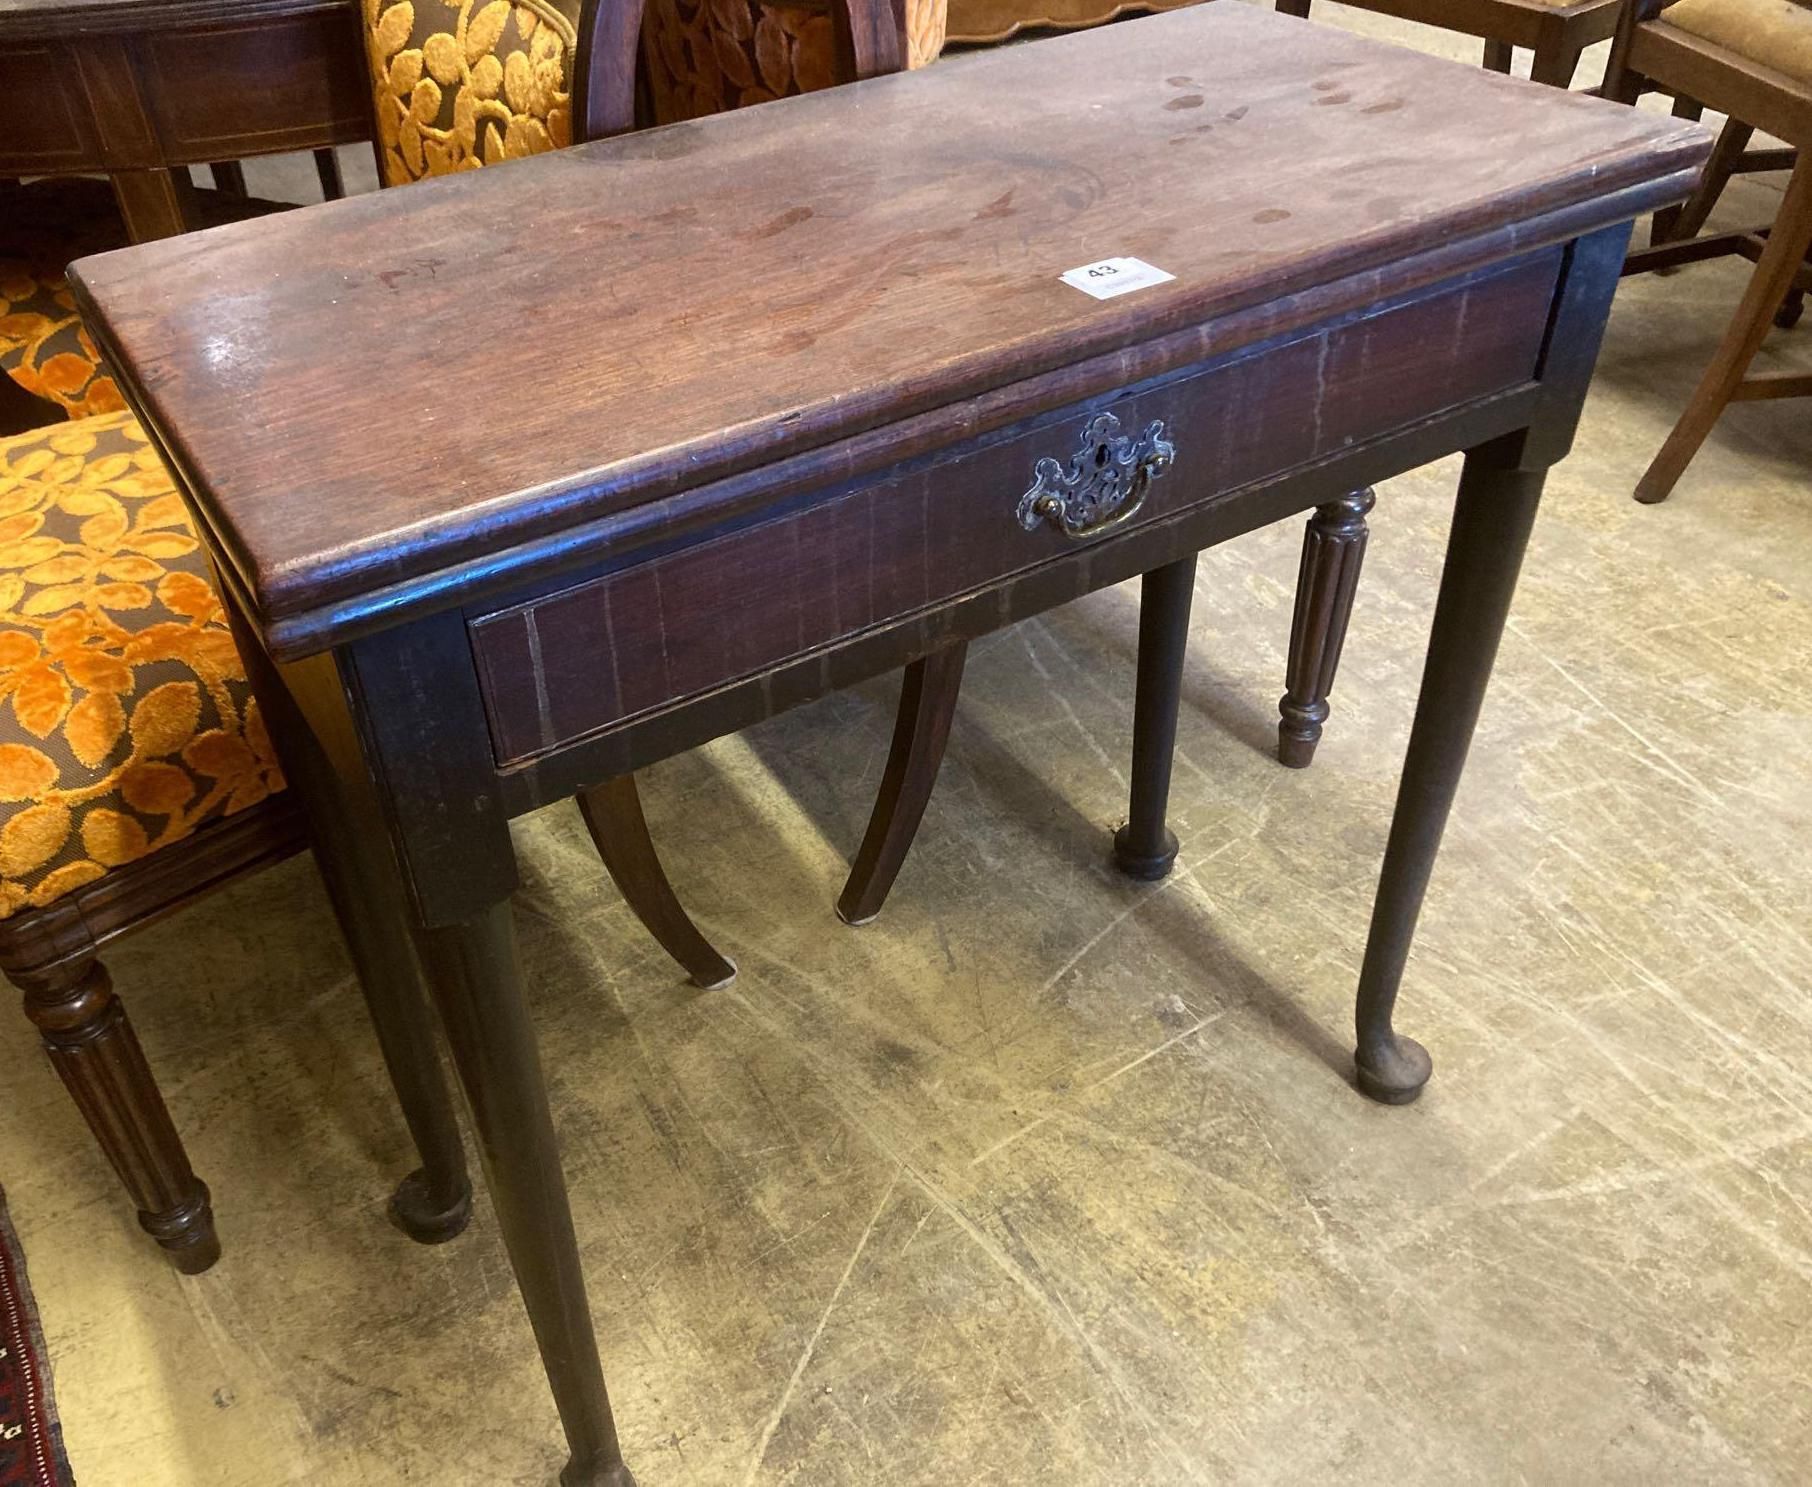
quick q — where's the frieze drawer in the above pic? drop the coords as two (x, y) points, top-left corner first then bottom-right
(471, 250), (1561, 768)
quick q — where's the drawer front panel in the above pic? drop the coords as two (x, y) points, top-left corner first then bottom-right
(473, 252), (1560, 767)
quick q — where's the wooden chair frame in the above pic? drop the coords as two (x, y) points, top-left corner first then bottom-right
(1605, 0), (1812, 502)
(3, 0), (909, 1274)
(1275, 0), (1623, 89)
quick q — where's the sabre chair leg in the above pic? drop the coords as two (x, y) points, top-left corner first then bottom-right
(18, 957), (219, 1272)
(1277, 490), (1374, 769)
(1114, 555), (1197, 881)
(1636, 156), (1812, 504)
(837, 641), (969, 925)
(1653, 117), (1752, 248)
(578, 775), (736, 988)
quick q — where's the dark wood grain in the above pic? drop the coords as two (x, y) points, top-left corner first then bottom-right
(469, 253), (1560, 765)
(70, 4), (1708, 650)
(0, 0), (366, 239)
(70, 7), (1708, 1469)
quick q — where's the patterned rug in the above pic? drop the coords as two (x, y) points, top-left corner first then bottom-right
(0, 1188), (71, 1486)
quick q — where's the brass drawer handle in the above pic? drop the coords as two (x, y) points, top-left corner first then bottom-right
(1016, 412), (1175, 540)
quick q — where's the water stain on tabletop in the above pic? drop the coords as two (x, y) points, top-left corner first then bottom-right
(1252, 208), (1291, 225)
(747, 205), (814, 240)
(1362, 99), (1405, 115)
(973, 189), (1018, 221)
(1165, 94), (1206, 111)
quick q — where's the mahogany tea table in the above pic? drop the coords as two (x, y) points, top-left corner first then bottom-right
(68, 7), (1707, 1480)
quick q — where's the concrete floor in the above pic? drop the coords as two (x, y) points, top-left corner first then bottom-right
(6, 8), (1812, 1485)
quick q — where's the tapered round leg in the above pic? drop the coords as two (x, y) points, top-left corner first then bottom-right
(1277, 490), (1373, 769)
(1113, 556), (1196, 880)
(417, 902), (634, 1487)
(20, 959), (220, 1272)
(220, 598), (474, 1244)
(1354, 447), (1544, 1103)
(837, 643), (968, 925)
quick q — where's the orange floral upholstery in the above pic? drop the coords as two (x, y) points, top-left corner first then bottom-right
(644, 0), (947, 123)
(0, 181), (130, 426)
(0, 268), (126, 424)
(0, 414), (283, 919)
(363, 0), (580, 185)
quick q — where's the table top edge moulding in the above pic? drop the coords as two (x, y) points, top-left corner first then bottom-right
(0, 0), (345, 43)
(70, 5), (1709, 662)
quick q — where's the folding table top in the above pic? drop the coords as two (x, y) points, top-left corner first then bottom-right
(71, 4), (1707, 650)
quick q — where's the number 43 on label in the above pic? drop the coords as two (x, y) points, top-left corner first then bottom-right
(1060, 256), (1177, 301)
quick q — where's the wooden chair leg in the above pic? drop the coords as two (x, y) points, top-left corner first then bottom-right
(1274, 0), (1311, 16)
(1527, 41), (1583, 89)
(1483, 40), (1514, 73)
(1653, 117), (1752, 248)
(208, 161), (248, 200)
(314, 148), (345, 201)
(17, 958), (219, 1273)
(836, 642), (968, 925)
(1278, 489), (1374, 768)
(577, 775), (736, 988)
(1636, 157), (1812, 504)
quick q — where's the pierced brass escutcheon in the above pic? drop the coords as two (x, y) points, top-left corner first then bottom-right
(1016, 412), (1175, 540)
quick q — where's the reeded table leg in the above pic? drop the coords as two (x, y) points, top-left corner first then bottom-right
(416, 902), (635, 1487)
(1354, 442), (1545, 1103)
(1277, 489), (1373, 769)
(1114, 555), (1197, 880)
(838, 641), (968, 925)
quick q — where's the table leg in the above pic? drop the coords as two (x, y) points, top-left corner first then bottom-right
(1277, 489), (1373, 769)
(414, 901), (635, 1487)
(1353, 440), (1545, 1103)
(110, 168), (193, 242)
(1113, 554), (1197, 881)
(307, 810), (474, 1244)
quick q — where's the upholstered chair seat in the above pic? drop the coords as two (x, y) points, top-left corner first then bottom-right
(0, 413), (281, 918)
(0, 182), (130, 427)
(1662, 0), (1812, 80)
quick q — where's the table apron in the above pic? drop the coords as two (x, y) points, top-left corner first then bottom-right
(473, 247), (1562, 791)
(0, 12), (368, 175)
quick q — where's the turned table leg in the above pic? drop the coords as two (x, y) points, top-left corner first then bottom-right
(416, 901), (635, 1487)
(19, 959), (218, 1273)
(1277, 489), (1373, 769)
(1113, 555), (1197, 881)
(1354, 443), (1544, 1103)
(837, 641), (968, 925)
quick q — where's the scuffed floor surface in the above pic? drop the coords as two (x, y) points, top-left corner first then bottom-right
(4, 11), (1810, 1485)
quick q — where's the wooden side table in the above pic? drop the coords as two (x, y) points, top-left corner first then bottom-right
(72, 8), (1707, 1481)
(0, 0), (369, 241)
